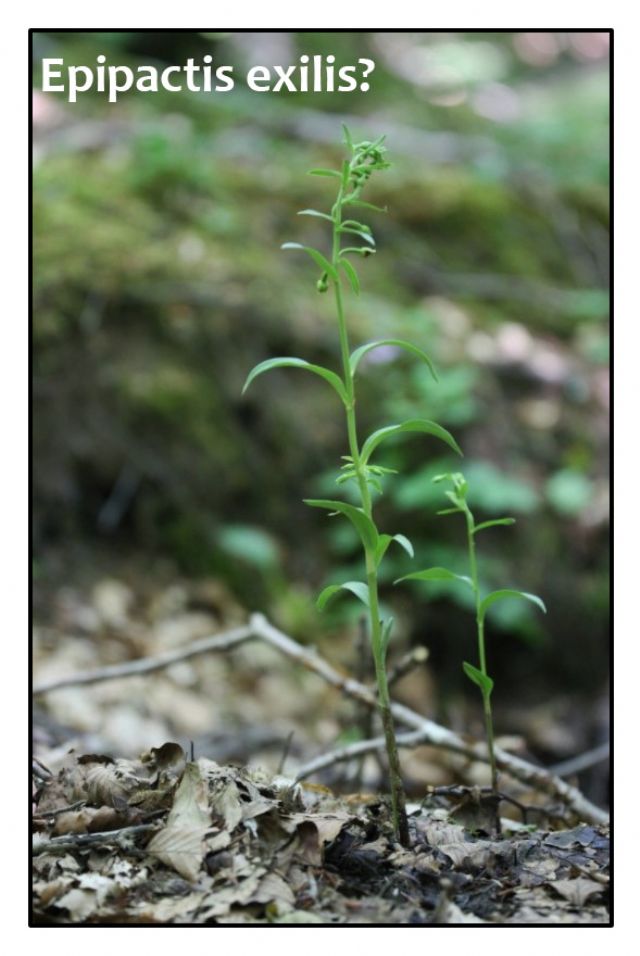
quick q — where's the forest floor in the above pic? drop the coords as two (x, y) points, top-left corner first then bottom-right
(32, 571), (610, 925)
(32, 745), (609, 925)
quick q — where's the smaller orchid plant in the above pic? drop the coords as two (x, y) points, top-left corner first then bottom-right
(396, 471), (546, 791)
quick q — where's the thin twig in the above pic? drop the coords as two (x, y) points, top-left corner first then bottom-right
(386, 645), (429, 688)
(32, 823), (158, 856)
(294, 729), (429, 782)
(548, 742), (610, 778)
(32, 613), (609, 826)
(32, 623), (254, 694)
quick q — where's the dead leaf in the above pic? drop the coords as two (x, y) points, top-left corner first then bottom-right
(147, 762), (210, 881)
(549, 878), (604, 906)
(210, 777), (243, 830)
(251, 872), (296, 906)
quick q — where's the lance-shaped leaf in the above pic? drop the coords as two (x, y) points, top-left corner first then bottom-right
(340, 246), (376, 258)
(297, 209), (334, 222)
(375, 533), (414, 566)
(473, 518), (516, 534)
(361, 419), (462, 465)
(316, 581), (370, 611)
(304, 499), (379, 552)
(395, 566), (472, 588)
(479, 589), (546, 624)
(308, 168), (342, 179)
(281, 243), (338, 281)
(340, 258), (360, 295)
(350, 339), (438, 381)
(463, 661), (494, 698)
(242, 357), (347, 405)
(344, 198), (388, 213)
(339, 224), (376, 246)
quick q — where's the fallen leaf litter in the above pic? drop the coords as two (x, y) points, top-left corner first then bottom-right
(32, 743), (610, 925)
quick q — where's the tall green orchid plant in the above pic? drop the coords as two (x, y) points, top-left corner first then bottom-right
(243, 128), (462, 846)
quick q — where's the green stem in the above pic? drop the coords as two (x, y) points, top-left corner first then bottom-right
(329, 183), (409, 847)
(465, 509), (498, 792)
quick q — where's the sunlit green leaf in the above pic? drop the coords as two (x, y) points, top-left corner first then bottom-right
(479, 589), (547, 624)
(350, 339), (438, 381)
(463, 661), (494, 697)
(473, 518), (516, 534)
(281, 243), (338, 281)
(308, 168), (341, 179)
(242, 357), (347, 404)
(340, 227), (376, 246)
(375, 533), (414, 566)
(303, 499), (379, 552)
(317, 581), (369, 611)
(342, 124), (353, 151)
(340, 246), (376, 258)
(297, 209), (333, 222)
(344, 199), (387, 213)
(340, 259), (360, 295)
(361, 419), (462, 464)
(341, 220), (372, 234)
(395, 566), (472, 588)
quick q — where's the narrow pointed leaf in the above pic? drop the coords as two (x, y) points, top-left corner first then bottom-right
(361, 419), (462, 464)
(297, 209), (333, 222)
(340, 227), (376, 246)
(341, 220), (372, 234)
(281, 243), (338, 281)
(473, 518), (516, 534)
(345, 199), (388, 213)
(463, 661), (494, 697)
(340, 259), (360, 295)
(350, 339), (438, 380)
(437, 507), (462, 516)
(303, 499), (379, 552)
(395, 566), (472, 588)
(391, 534), (414, 558)
(317, 581), (370, 611)
(342, 124), (353, 150)
(308, 168), (342, 179)
(374, 532), (412, 565)
(479, 589), (547, 624)
(340, 246), (376, 258)
(242, 357), (347, 404)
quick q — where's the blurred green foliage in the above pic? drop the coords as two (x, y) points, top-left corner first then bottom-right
(33, 31), (609, 699)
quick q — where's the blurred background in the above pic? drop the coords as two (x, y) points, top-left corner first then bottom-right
(32, 31), (610, 807)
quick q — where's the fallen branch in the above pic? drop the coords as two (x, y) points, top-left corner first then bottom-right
(294, 729), (429, 783)
(32, 823), (158, 856)
(549, 742), (610, 779)
(32, 613), (608, 826)
(33, 623), (254, 694)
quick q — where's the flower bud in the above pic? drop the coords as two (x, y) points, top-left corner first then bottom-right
(316, 272), (329, 293)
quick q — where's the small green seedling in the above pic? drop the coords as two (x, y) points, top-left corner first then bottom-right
(243, 128), (462, 846)
(396, 471), (546, 792)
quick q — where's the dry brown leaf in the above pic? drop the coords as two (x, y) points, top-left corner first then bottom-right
(197, 870), (266, 919)
(210, 777), (243, 830)
(147, 762), (210, 882)
(251, 871), (296, 907)
(549, 878), (604, 906)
